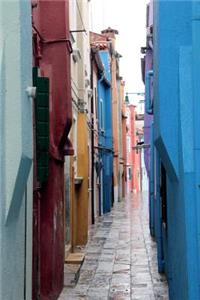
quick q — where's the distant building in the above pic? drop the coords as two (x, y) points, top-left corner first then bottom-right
(90, 28), (126, 212)
(119, 80), (127, 200)
(126, 105), (141, 193)
(90, 32), (113, 214)
(67, 0), (91, 248)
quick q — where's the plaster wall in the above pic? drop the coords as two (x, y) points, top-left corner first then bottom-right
(0, 1), (33, 298)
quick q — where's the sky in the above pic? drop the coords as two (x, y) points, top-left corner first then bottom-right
(89, 0), (148, 104)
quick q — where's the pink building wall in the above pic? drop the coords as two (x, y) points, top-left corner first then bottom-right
(121, 83), (127, 198)
(126, 105), (141, 193)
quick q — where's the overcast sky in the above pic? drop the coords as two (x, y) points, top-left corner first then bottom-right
(90, 0), (148, 101)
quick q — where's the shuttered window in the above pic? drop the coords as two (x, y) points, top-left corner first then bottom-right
(33, 67), (49, 184)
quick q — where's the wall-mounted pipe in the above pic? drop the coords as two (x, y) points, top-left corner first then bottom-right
(149, 122), (155, 236)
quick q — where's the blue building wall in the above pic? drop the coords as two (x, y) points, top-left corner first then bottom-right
(97, 51), (113, 214)
(0, 1), (33, 299)
(152, 1), (200, 299)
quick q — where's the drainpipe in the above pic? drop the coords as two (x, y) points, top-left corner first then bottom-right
(90, 51), (95, 224)
(155, 150), (164, 273)
(150, 121), (155, 236)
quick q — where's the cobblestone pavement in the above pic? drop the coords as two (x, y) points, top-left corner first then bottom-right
(59, 192), (169, 300)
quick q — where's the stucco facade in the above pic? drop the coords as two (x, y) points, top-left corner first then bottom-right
(32, 1), (73, 298)
(69, 0), (91, 246)
(0, 1), (33, 299)
(126, 105), (141, 194)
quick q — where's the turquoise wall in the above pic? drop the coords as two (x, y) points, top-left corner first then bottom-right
(0, 1), (33, 299)
(153, 1), (200, 299)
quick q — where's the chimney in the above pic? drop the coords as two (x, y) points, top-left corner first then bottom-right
(101, 27), (119, 50)
(101, 27), (119, 39)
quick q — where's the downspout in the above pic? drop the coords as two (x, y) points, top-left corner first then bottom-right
(150, 121), (155, 236)
(90, 51), (95, 224)
(155, 150), (164, 273)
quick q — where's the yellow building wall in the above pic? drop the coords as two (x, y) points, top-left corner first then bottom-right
(75, 112), (89, 245)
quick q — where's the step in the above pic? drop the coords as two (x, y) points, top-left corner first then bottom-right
(64, 253), (85, 287)
(65, 253), (85, 265)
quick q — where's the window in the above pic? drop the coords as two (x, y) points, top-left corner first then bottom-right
(128, 167), (132, 180)
(146, 4), (150, 28)
(100, 98), (104, 132)
(127, 136), (131, 153)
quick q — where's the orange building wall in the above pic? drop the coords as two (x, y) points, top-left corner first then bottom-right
(112, 55), (120, 201)
(75, 113), (89, 245)
(126, 105), (141, 193)
(121, 81), (127, 198)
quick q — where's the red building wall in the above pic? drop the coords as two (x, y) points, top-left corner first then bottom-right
(32, 1), (73, 299)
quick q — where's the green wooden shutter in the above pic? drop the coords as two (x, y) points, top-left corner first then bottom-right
(33, 67), (49, 184)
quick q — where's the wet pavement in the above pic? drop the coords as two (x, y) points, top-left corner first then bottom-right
(59, 192), (169, 300)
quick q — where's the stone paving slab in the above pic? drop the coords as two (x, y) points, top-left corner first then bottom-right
(59, 192), (169, 300)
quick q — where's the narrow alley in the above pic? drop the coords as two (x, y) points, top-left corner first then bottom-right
(3, 1), (200, 299)
(59, 192), (169, 300)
